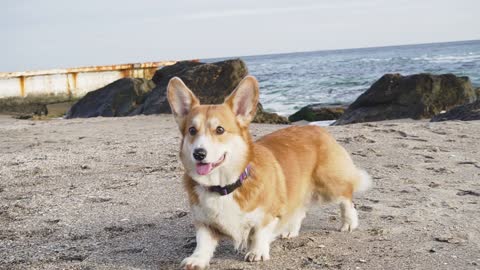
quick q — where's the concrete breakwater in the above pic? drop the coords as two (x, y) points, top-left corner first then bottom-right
(0, 61), (177, 99)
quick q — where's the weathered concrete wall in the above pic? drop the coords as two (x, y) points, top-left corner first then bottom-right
(0, 61), (176, 98)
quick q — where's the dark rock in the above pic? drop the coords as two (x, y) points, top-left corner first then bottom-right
(67, 59), (287, 124)
(66, 78), (155, 118)
(137, 59), (248, 115)
(137, 61), (203, 115)
(151, 61), (203, 85)
(0, 99), (48, 118)
(253, 103), (289, 124)
(288, 103), (346, 122)
(431, 100), (480, 122)
(0, 94), (76, 118)
(135, 59), (287, 124)
(334, 73), (476, 125)
(475, 87), (480, 99)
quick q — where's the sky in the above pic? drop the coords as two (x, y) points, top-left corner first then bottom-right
(1, 0), (479, 72)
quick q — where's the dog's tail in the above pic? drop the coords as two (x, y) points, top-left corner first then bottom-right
(353, 169), (372, 193)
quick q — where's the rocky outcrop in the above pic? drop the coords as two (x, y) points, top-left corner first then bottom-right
(67, 59), (288, 124)
(334, 73), (476, 125)
(288, 104), (346, 122)
(136, 59), (248, 115)
(132, 61), (203, 115)
(66, 78), (155, 118)
(0, 95), (78, 119)
(431, 100), (480, 122)
(254, 104), (289, 124)
(0, 100), (47, 118)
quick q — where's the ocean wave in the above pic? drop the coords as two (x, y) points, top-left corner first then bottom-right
(247, 41), (480, 116)
(360, 57), (392, 62)
(359, 57), (413, 62)
(413, 54), (480, 63)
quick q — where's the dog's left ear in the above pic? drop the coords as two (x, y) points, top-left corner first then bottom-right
(225, 76), (259, 126)
(167, 77), (200, 129)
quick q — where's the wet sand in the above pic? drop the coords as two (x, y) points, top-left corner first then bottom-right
(0, 115), (479, 269)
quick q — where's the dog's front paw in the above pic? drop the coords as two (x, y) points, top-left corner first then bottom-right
(181, 256), (210, 270)
(244, 249), (270, 262)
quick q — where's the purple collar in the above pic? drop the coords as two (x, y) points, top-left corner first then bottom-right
(207, 165), (251, 196)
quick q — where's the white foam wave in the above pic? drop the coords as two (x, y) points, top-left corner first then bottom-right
(413, 54), (480, 63)
(360, 58), (391, 62)
(309, 120), (336, 126)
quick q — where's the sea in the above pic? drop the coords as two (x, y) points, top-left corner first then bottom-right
(206, 40), (480, 116)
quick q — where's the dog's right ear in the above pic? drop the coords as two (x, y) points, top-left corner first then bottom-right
(225, 76), (259, 126)
(167, 77), (199, 129)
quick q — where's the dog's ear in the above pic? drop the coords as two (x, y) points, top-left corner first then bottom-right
(225, 76), (260, 126)
(167, 77), (200, 129)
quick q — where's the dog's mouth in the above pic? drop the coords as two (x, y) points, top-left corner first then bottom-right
(196, 153), (226, 175)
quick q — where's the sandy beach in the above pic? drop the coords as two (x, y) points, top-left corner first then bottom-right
(1, 115), (479, 270)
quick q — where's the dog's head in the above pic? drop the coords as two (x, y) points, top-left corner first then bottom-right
(167, 76), (259, 187)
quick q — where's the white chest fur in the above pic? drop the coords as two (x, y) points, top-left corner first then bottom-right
(192, 186), (264, 250)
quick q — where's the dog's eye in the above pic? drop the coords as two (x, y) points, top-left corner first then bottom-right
(188, 127), (197, 136)
(216, 126), (225, 135)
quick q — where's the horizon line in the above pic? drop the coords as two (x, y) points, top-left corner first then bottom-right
(4, 39), (479, 73)
(204, 39), (480, 62)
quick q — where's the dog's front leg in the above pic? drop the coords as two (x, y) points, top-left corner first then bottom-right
(181, 226), (218, 270)
(245, 218), (279, 262)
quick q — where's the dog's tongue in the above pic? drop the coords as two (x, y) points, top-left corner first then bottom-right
(196, 163), (213, 175)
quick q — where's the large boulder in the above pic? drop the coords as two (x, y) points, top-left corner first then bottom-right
(66, 78), (155, 118)
(142, 59), (287, 123)
(431, 100), (480, 122)
(254, 104), (289, 124)
(136, 59), (248, 115)
(288, 103), (346, 122)
(334, 73), (476, 125)
(135, 61), (203, 115)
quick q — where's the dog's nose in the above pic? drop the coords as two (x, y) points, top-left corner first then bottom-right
(193, 148), (207, 161)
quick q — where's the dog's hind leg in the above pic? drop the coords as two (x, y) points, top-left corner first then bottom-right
(339, 196), (358, 232)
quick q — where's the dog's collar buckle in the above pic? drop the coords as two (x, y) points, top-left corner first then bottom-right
(207, 165), (251, 196)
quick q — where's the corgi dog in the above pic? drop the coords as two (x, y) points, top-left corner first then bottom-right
(167, 76), (371, 270)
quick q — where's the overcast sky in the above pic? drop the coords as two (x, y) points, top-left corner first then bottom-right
(1, 0), (479, 72)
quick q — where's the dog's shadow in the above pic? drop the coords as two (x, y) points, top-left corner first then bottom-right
(69, 207), (342, 269)
(59, 212), (197, 269)
(67, 211), (282, 269)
